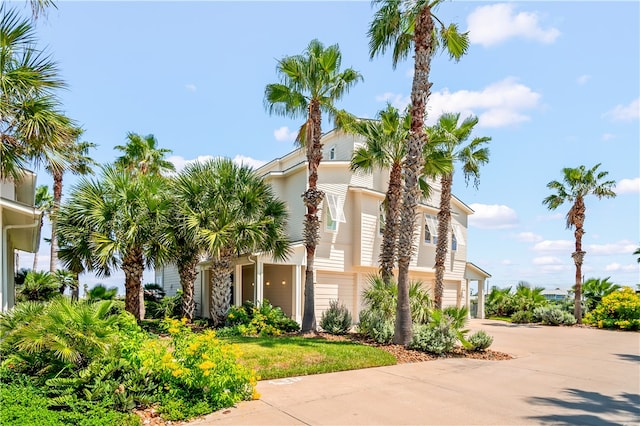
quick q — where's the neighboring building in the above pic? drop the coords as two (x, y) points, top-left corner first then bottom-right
(542, 288), (570, 301)
(156, 130), (490, 321)
(1, 171), (42, 311)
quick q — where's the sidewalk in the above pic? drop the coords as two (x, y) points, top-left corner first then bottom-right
(189, 320), (640, 425)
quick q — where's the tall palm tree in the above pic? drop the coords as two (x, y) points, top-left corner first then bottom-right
(264, 39), (362, 332)
(369, 0), (469, 345)
(114, 132), (175, 176)
(428, 113), (490, 309)
(341, 104), (408, 284)
(32, 184), (53, 270)
(0, 5), (69, 180)
(60, 165), (172, 320)
(173, 159), (290, 326)
(634, 247), (640, 264)
(543, 163), (616, 322)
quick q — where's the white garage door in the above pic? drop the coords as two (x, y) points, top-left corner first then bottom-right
(315, 272), (356, 321)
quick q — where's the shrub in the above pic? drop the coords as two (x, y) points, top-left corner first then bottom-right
(467, 330), (493, 351)
(409, 322), (457, 355)
(320, 300), (352, 335)
(511, 310), (534, 324)
(224, 300), (299, 336)
(584, 287), (640, 330)
(534, 306), (576, 326)
(358, 309), (394, 344)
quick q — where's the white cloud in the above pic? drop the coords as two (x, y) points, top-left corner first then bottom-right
(378, 78), (542, 128)
(467, 3), (561, 47)
(185, 83), (197, 92)
(535, 212), (563, 222)
(603, 98), (640, 121)
(533, 239), (574, 253)
(514, 232), (543, 243)
(605, 262), (638, 272)
(601, 133), (616, 141)
(232, 155), (266, 170)
(273, 126), (297, 142)
(532, 256), (563, 265)
(501, 259), (513, 265)
(168, 154), (265, 173)
(587, 240), (637, 256)
(576, 75), (591, 85)
(615, 177), (640, 194)
(468, 203), (518, 229)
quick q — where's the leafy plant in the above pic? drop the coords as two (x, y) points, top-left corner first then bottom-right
(224, 299), (299, 336)
(358, 309), (394, 344)
(467, 330), (493, 351)
(511, 310), (534, 324)
(15, 271), (60, 302)
(320, 300), (352, 335)
(87, 284), (118, 301)
(409, 312), (457, 355)
(485, 286), (514, 317)
(584, 287), (640, 330)
(579, 277), (620, 312)
(533, 306), (576, 326)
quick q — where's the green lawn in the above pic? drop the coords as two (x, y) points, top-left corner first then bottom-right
(222, 336), (396, 380)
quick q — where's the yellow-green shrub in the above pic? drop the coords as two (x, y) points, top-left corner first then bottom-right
(584, 287), (640, 330)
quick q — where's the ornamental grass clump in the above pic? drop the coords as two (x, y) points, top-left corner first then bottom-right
(320, 300), (352, 335)
(467, 330), (493, 351)
(584, 287), (640, 330)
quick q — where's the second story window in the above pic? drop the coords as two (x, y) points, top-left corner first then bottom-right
(329, 145), (336, 160)
(452, 231), (457, 251)
(424, 214), (438, 245)
(324, 192), (345, 232)
(379, 202), (385, 235)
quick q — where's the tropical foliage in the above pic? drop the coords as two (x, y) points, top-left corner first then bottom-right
(584, 287), (640, 330)
(265, 39), (362, 332)
(543, 163), (616, 322)
(320, 300), (353, 335)
(222, 300), (300, 337)
(580, 277), (621, 312)
(15, 270), (60, 302)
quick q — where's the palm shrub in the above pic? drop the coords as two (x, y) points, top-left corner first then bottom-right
(16, 270), (60, 302)
(584, 287), (640, 330)
(87, 284), (118, 301)
(467, 330), (493, 351)
(512, 282), (547, 312)
(485, 286), (515, 317)
(320, 300), (352, 335)
(580, 277), (620, 312)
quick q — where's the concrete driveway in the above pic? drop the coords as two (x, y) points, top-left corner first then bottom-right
(189, 320), (640, 425)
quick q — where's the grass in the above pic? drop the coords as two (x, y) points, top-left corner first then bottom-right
(222, 336), (396, 380)
(488, 315), (512, 322)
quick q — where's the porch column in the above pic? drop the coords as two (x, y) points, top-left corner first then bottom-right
(234, 264), (242, 306)
(292, 266), (301, 324)
(477, 279), (485, 319)
(465, 279), (471, 318)
(255, 258), (264, 303)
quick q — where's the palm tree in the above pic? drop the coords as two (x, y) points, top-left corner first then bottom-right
(264, 39), (362, 332)
(60, 165), (172, 320)
(173, 159), (290, 326)
(543, 163), (616, 322)
(369, 0), (469, 345)
(16, 270), (59, 302)
(428, 113), (490, 309)
(114, 132), (175, 176)
(0, 5), (70, 180)
(54, 268), (77, 296)
(512, 282), (546, 312)
(580, 277), (620, 312)
(634, 247), (640, 264)
(32, 184), (53, 270)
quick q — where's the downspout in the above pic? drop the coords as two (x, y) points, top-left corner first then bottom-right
(2, 218), (41, 311)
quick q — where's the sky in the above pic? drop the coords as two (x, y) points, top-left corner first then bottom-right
(14, 1), (640, 294)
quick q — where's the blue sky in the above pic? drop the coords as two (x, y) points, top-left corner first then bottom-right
(17, 1), (639, 293)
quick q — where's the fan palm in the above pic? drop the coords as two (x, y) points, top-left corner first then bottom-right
(264, 39), (362, 332)
(369, 0), (469, 344)
(60, 165), (172, 320)
(0, 5), (70, 180)
(580, 277), (620, 312)
(427, 113), (490, 309)
(16, 270), (59, 302)
(172, 159), (290, 326)
(114, 132), (175, 176)
(543, 163), (616, 322)
(634, 247), (640, 264)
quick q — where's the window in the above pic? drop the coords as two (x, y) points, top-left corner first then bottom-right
(424, 214), (438, 245)
(324, 193), (345, 231)
(329, 145), (336, 160)
(451, 231), (457, 251)
(326, 203), (337, 231)
(379, 202), (385, 235)
(452, 223), (465, 246)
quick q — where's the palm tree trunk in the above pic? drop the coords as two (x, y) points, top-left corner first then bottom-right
(572, 197), (586, 323)
(395, 5), (434, 346)
(380, 161), (402, 284)
(32, 247), (39, 271)
(71, 271), (79, 301)
(178, 253), (199, 321)
(434, 172), (453, 309)
(123, 247), (145, 321)
(50, 171), (62, 272)
(209, 247), (234, 327)
(301, 100), (323, 333)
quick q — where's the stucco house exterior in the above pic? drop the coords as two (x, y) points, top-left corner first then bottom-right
(155, 130), (490, 322)
(1, 171), (42, 311)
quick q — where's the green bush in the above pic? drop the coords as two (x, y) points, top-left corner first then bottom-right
(534, 306), (576, 326)
(584, 287), (640, 330)
(320, 300), (352, 335)
(358, 309), (394, 344)
(467, 330), (493, 351)
(409, 322), (457, 355)
(224, 300), (299, 336)
(511, 310), (534, 324)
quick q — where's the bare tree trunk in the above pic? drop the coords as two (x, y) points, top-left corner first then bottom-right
(50, 171), (63, 272)
(572, 197), (586, 323)
(209, 248), (233, 327)
(394, 5), (433, 346)
(178, 253), (199, 321)
(380, 162), (402, 284)
(123, 247), (145, 321)
(301, 100), (323, 333)
(434, 172), (453, 309)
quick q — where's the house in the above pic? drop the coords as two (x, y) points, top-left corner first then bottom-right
(155, 130), (490, 321)
(541, 288), (570, 301)
(1, 171), (42, 311)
